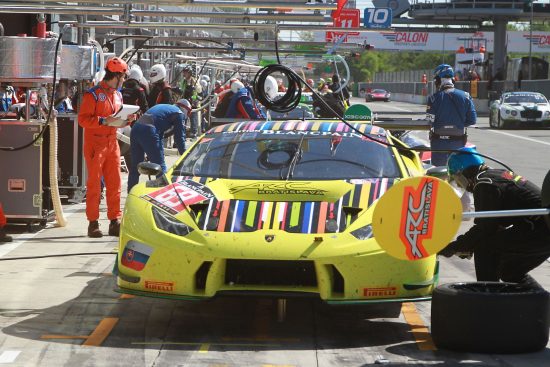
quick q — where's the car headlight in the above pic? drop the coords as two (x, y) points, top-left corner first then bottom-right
(544, 111), (550, 117)
(511, 111), (517, 116)
(152, 206), (193, 236)
(350, 224), (373, 240)
(505, 109), (511, 114)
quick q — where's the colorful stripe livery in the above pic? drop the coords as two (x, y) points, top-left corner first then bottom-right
(121, 241), (154, 271)
(206, 120), (386, 137)
(194, 178), (395, 233)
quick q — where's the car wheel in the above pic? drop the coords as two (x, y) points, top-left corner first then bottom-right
(431, 282), (550, 353)
(497, 112), (507, 129)
(384, 98), (389, 102)
(489, 110), (496, 128)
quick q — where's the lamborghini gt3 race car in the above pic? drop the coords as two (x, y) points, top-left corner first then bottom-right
(489, 91), (550, 129)
(115, 120), (436, 303)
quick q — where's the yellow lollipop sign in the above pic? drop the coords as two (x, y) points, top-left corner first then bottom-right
(372, 176), (462, 261)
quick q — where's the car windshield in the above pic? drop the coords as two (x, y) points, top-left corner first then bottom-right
(373, 89), (386, 93)
(503, 94), (547, 104)
(173, 130), (401, 180)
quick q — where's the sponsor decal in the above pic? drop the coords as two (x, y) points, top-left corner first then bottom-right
(143, 180), (214, 215)
(364, 286), (397, 297)
(265, 234), (275, 242)
(399, 178), (438, 260)
(144, 280), (174, 292)
(121, 241), (153, 271)
(98, 93), (107, 101)
(229, 182), (327, 196)
(523, 34), (550, 48)
(382, 31), (429, 46)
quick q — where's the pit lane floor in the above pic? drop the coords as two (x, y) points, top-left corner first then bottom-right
(1, 101), (549, 366)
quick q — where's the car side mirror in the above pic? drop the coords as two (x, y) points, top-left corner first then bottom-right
(426, 166), (448, 179)
(138, 162), (163, 177)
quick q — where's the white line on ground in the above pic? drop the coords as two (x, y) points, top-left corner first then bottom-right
(483, 129), (550, 146)
(374, 104), (416, 112)
(0, 351), (21, 364)
(0, 203), (86, 259)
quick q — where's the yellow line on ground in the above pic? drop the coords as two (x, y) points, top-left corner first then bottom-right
(41, 335), (88, 340)
(82, 317), (119, 347)
(131, 342), (281, 347)
(401, 302), (436, 351)
(198, 343), (210, 353)
(119, 294), (136, 299)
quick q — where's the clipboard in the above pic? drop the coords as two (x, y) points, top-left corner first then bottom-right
(114, 104), (140, 120)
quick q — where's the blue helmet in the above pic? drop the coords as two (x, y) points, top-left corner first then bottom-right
(447, 147), (485, 175)
(434, 64), (454, 79)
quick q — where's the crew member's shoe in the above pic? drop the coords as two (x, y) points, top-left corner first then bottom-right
(0, 228), (12, 243)
(88, 221), (103, 238)
(108, 219), (121, 237)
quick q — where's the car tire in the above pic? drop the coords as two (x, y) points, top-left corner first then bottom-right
(489, 110), (496, 128)
(384, 98), (390, 102)
(431, 282), (550, 354)
(497, 112), (507, 129)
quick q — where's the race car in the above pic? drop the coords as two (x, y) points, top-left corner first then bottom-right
(489, 91), (550, 129)
(115, 120), (437, 303)
(366, 89), (391, 102)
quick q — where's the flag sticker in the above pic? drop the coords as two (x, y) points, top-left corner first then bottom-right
(121, 241), (153, 271)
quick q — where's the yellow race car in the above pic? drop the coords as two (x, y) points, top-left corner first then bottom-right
(115, 120), (437, 304)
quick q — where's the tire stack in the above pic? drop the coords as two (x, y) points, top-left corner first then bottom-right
(431, 282), (550, 353)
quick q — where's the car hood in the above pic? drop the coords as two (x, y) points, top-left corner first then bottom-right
(502, 103), (539, 110)
(134, 177), (397, 234)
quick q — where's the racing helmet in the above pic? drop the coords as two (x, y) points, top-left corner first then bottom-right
(127, 65), (143, 81)
(105, 57), (128, 74)
(264, 76), (278, 100)
(200, 75), (210, 82)
(200, 79), (208, 89)
(447, 146), (485, 189)
(434, 64), (454, 79)
(149, 64), (167, 83)
(230, 80), (244, 94)
(175, 98), (192, 113)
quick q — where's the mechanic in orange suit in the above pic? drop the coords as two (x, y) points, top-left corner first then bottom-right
(78, 57), (130, 238)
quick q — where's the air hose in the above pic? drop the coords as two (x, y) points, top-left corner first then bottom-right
(254, 64), (302, 113)
(49, 115), (67, 226)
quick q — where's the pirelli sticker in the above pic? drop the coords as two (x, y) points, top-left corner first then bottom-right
(144, 280), (174, 293)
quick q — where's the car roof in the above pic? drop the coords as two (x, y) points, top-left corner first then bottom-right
(503, 91), (543, 97)
(206, 120), (387, 136)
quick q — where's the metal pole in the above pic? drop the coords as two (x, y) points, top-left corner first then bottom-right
(528, 1), (533, 80)
(462, 208), (550, 220)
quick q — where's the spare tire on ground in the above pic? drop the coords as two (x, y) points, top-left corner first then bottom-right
(431, 282), (550, 353)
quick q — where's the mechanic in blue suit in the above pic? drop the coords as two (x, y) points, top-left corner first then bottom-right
(426, 64), (477, 166)
(225, 81), (265, 119)
(128, 100), (191, 192)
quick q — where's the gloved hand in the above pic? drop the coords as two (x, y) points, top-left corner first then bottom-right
(103, 116), (129, 128)
(438, 241), (473, 259)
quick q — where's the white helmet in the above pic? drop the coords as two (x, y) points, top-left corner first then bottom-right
(149, 64), (166, 83)
(264, 75), (278, 100)
(175, 98), (192, 113)
(230, 80), (244, 94)
(128, 65), (143, 81)
(200, 79), (208, 89)
(200, 75), (210, 82)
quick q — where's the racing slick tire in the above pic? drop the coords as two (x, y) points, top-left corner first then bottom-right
(431, 282), (550, 353)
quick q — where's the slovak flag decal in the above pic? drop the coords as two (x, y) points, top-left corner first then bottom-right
(121, 241), (153, 271)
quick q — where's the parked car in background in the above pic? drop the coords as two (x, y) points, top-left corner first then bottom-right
(489, 91), (550, 129)
(366, 89), (391, 102)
